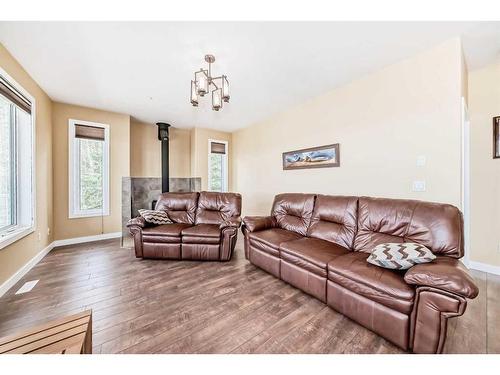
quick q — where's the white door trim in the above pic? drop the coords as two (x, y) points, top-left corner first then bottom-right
(461, 97), (471, 267)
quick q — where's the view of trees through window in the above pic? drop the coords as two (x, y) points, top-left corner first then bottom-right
(209, 153), (223, 191)
(78, 138), (104, 211)
(0, 96), (14, 230)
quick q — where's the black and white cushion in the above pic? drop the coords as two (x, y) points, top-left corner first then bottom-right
(138, 209), (172, 225)
(367, 242), (436, 270)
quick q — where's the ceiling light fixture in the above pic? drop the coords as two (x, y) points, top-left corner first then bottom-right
(190, 54), (230, 111)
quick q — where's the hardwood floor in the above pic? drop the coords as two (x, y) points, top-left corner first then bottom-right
(0, 237), (498, 354)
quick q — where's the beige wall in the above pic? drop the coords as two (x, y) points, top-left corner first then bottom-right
(3, 34), (498, 291)
(0, 44), (53, 286)
(52, 102), (130, 240)
(232, 38), (464, 216)
(130, 121), (191, 178)
(469, 58), (500, 267)
(190, 127), (232, 191)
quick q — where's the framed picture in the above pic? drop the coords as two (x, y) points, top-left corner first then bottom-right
(282, 143), (340, 170)
(494, 116), (500, 159)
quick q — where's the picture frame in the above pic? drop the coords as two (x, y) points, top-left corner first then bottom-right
(494, 116), (500, 159)
(282, 143), (340, 170)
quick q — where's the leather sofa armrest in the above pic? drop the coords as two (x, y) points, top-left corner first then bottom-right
(242, 216), (276, 233)
(126, 216), (147, 228)
(127, 216), (146, 258)
(404, 257), (479, 299)
(220, 217), (242, 229)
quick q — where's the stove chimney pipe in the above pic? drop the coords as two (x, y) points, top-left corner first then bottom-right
(156, 122), (171, 193)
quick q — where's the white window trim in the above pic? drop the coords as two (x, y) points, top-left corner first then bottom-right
(68, 119), (110, 219)
(0, 67), (36, 250)
(207, 139), (228, 193)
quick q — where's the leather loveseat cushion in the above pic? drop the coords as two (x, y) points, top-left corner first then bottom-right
(182, 224), (221, 244)
(280, 237), (349, 277)
(328, 252), (415, 314)
(195, 191), (242, 225)
(155, 192), (199, 224)
(248, 228), (302, 256)
(142, 223), (192, 243)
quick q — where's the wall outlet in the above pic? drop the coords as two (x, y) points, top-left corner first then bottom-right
(47, 227), (51, 236)
(37, 232), (41, 241)
(412, 180), (426, 192)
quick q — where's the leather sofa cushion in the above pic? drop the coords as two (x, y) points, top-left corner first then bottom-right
(195, 191), (242, 225)
(354, 197), (463, 258)
(142, 223), (192, 238)
(271, 193), (316, 236)
(307, 195), (358, 249)
(280, 237), (349, 277)
(328, 252), (415, 314)
(154, 192), (199, 224)
(248, 228), (302, 256)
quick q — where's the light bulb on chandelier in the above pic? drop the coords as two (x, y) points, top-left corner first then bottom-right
(190, 54), (230, 111)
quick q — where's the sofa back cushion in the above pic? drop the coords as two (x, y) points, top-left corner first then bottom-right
(307, 195), (358, 249)
(155, 192), (199, 224)
(271, 193), (316, 236)
(195, 191), (242, 225)
(354, 197), (463, 258)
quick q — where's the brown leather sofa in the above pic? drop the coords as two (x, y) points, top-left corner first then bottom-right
(242, 193), (478, 354)
(127, 191), (242, 261)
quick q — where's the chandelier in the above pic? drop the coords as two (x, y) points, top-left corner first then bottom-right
(190, 54), (230, 111)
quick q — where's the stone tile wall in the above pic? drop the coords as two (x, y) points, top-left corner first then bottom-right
(121, 177), (201, 247)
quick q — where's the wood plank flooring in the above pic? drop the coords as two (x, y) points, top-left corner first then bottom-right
(0, 237), (498, 354)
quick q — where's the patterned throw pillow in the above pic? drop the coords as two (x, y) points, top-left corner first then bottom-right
(367, 243), (436, 270)
(138, 209), (172, 225)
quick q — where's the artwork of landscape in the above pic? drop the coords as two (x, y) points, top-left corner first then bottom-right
(282, 143), (340, 170)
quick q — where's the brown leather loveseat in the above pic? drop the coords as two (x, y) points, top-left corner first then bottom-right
(242, 193), (478, 354)
(127, 191), (242, 261)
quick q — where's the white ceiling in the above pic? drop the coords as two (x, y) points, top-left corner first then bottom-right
(0, 22), (499, 131)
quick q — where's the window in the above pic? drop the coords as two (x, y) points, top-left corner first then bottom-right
(68, 119), (110, 218)
(0, 71), (34, 249)
(208, 140), (228, 192)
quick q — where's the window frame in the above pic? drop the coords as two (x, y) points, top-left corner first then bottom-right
(0, 67), (36, 250)
(0, 102), (16, 234)
(68, 119), (110, 219)
(207, 139), (228, 193)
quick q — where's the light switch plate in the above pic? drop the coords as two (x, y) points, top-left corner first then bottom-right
(416, 155), (426, 167)
(412, 180), (426, 192)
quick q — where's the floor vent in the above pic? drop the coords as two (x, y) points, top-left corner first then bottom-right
(15, 280), (39, 295)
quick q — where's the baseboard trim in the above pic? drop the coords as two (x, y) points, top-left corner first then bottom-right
(0, 232), (122, 297)
(468, 261), (500, 276)
(0, 242), (54, 297)
(52, 232), (122, 248)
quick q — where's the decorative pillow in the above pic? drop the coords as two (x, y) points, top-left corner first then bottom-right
(367, 243), (436, 270)
(138, 209), (172, 225)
